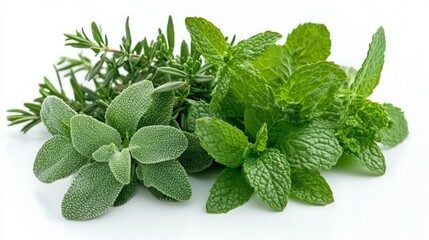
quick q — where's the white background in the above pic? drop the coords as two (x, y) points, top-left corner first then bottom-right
(1, 0), (428, 239)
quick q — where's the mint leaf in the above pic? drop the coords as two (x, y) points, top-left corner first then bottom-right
(92, 143), (118, 162)
(253, 123), (268, 152)
(380, 103), (409, 146)
(271, 119), (342, 170)
(244, 104), (284, 139)
(274, 61), (347, 117)
(109, 149), (131, 185)
(34, 135), (87, 183)
(229, 62), (271, 109)
(206, 168), (253, 213)
(253, 44), (296, 88)
(291, 168), (334, 205)
(129, 125), (188, 164)
(185, 100), (210, 133)
(351, 27), (386, 97)
(233, 31), (282, 62)
(105, 80), (154, 137)
(344, 138), (386, 174)
(70, 115), (122, 159)
(285, 23), (331, 65)
(185, 17), (227, 64)
(136, 160), (192, 201)
(178, 132), (214, 173)
(195, 117), (249, 168)
(40, 96), (77, 137)
(243, 148), (291, 211)
(139, 91), (174, 127)
(210, 69), (231, 111)
(61, 163), (123, 220)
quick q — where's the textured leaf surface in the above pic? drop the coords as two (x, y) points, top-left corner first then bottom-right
(139, 91), (174, 127)
(244, 104), (284, 139)
(129, 125), (188, 164)
(186, 100), (210, 133)
(253, 45), (296, 88)
(275, 62), (347, 117)
(285, 23), (331, 65)
(92, 143), (118, 162)
(229, 63), (270, 109)
(70, 115), (122, 159)
(61, 163), (123, 220)
(233, 31), (282, 62)
(291, 168), (334, 205)
(271, 119), (342, 170)
(137, 160), (192, 201)
(195, 117), (249, 167)
(380, 103), (408, 146)
(105, 80), (154, 137)
(185, 17), (226, 64)
(109, 149), (131, 184)
(34, 135), (87, 183)
(253, 123), (268, 152)
(206, 168), (253, 213)
(147, 187), (178, 202)
(243, 148), (291, 211)
(210, 69), (231, 111)
(40, 96), (77, 137)
(178, 132), (214, 173)
(344, 139), (386, 174)
(351, 27), (386, 98)
(114, 174), (137, 207)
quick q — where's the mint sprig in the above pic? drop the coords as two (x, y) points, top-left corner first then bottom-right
(9, 16), (408, 219)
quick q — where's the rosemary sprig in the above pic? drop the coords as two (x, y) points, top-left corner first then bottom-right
(7, 16), (215, 132)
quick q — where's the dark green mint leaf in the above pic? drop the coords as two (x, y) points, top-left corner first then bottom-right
(185, 17), (227, 64)
(40, 96), (77, 137)
(351, 27), (386, 97)
(105, 80), (154, 138)
(70, 115), (122, 159)
(285, 23), (331, 65)
(34, 135), (87, 183)
(178, 132), (214, 173)
(291, 168), (334, 205)
(206, 168), (253, 213)
(210, 69), (231, 112)
(380, 103), (409, 146)
(195, 117), (249, 168)
(271, 119), (342, 170)
(61, 163), (123, 220)
(253, 123), (268, 152)
(244, 104), (284, 139)
(137, 160), (192, 201)
(129, 125), (188, 164)
(243, 148), (291, 211)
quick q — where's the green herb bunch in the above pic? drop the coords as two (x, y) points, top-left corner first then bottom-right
(7, 16), (408, 219)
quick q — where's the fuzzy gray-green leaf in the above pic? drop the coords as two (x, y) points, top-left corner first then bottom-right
(61, 163), (123, 220)
(70, 115), (122, 159)
(105, 80), (154, 137)
(139, 91), (174, 127)
(40, 96), (77, 137)
(92, 143), (118, 162)
(178, 131), (214, 173)
(109, 149), (131, 185)
(34, 135), (87, 183)
(137, 160), (192, 201)
(129, 125), (188, 164)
